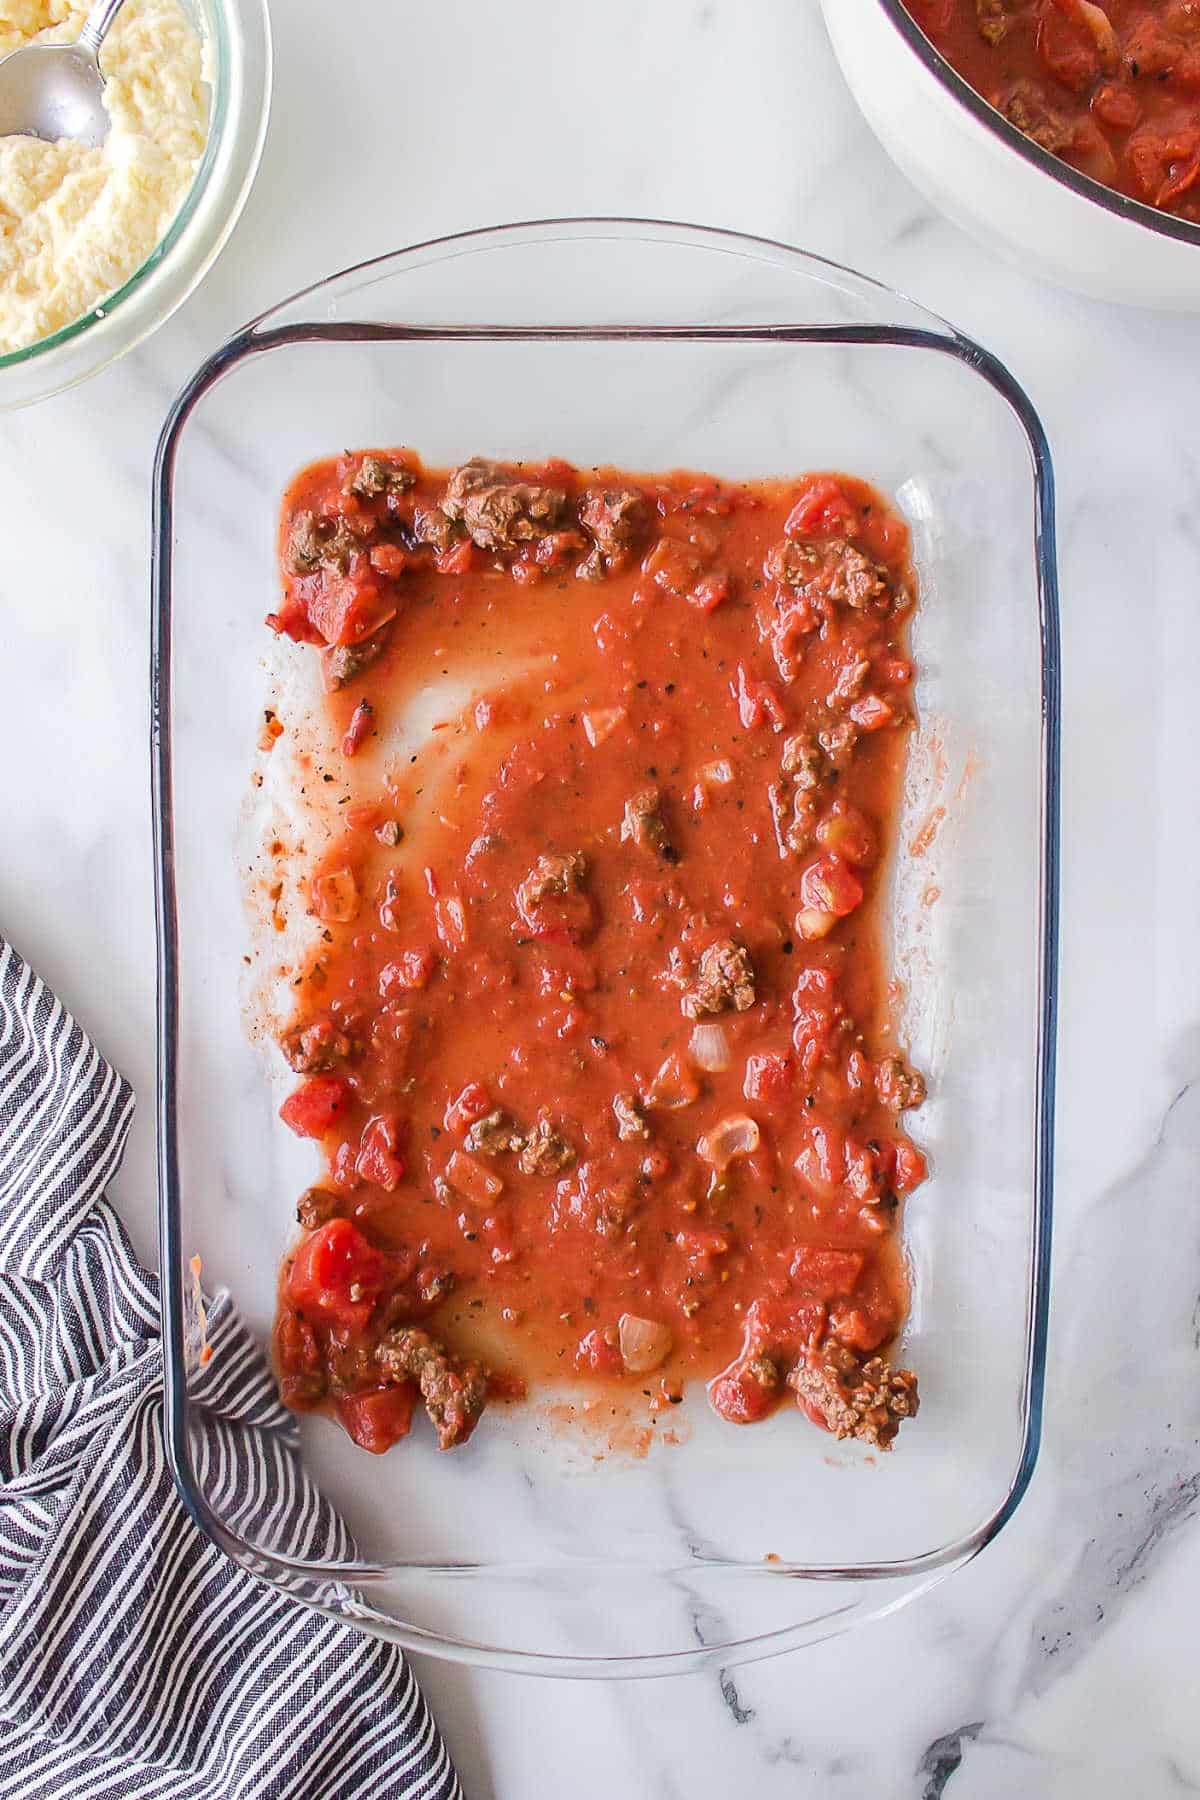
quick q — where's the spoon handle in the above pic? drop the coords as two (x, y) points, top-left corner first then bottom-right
(78, 0), (129, 56)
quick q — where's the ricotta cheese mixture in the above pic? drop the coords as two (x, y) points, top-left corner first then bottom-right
(0, 0), (208, 355)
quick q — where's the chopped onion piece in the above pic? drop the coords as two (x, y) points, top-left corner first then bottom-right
(434, 893), (468, 950)
(698, 1113), (761, 1172)
(688, 1022), (731, 1072)
(795, 905), (839, 941)
(646, 1052), (700, 1110)
(618, 1312), (673, 1375)
(699, 759), (733, 786)
(1069, 0), (1118, 65)
(582, 706), (627, 747)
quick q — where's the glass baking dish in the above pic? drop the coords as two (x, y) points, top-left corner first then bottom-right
(152, 220), (1058, 1677)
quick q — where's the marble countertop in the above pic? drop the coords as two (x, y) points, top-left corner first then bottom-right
(3, 0), (1199, 1793)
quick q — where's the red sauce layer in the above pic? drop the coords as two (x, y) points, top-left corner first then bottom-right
(907, 0), (1200, 218)
(265, 453), (927, 1458)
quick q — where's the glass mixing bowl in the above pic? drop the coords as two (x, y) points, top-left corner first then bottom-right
(0, 0), (271, 410)
(153, 219), (1059, 1676)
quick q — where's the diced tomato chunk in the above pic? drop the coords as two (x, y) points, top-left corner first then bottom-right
(279, 1076), (349, 1139)
(689, 572), (730, 613)
(1091, 83), (1138, 130)
(1037, 5), (1099, 91)
(783, 477), (858, 540)
(369, 542), (409, 579)
(743, 1051), (794, 1104)
(515, 885), (596, 946)
(890, 1138), (928, 1196)
(337, 1384), (415, 1453)
(355, 1114), (407, 1191)
(731, 662), (786, 731)
(844, 1137), (883, 1204)
(341, 700), (374, 758)
(848, 692), (895, 732)
(330, 1140), (362, 1192)
(708, 1365), (779, 1425)
(792, 1001), (835, 1075)
(828, 1303), (890, 1354)
(444, 1082), (491, 1135)
(794, 1116), (849, 1196)
(575, 1327), (624, 1378)
(799, 854), (864, 920)
(305, 560), (397, 648)
(743, 1294), (826, 1356)
(434, 540), (474, 576)
(789, 1246), (866, 1299)
(445, 1150), (504, 1205)
(379, 950), (436, 994)
(794, 965), (837, 1002)
(644, 537), (704, 596)
(265, 594), (324, 645)
(287, 1218), (387, 1332)
(877, 654), (913, 688)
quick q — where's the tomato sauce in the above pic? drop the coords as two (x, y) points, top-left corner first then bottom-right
(265, 452), (927, 1456)
(907, 0), (1200, 218)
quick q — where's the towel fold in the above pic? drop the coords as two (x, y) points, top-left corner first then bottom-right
(0, 939), (461, 1800)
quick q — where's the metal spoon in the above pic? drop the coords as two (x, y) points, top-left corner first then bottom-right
(0, 0), (128, 150)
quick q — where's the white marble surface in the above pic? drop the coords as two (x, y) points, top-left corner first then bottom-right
(2, 0), (1199, 1794)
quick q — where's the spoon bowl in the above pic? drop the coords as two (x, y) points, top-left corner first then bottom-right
(0, 40), (109, 148)
(0, 0), (128, 149)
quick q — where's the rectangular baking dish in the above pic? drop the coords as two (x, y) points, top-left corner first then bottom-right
(153, 219), (1058, 1676)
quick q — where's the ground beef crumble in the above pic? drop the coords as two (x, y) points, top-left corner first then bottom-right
(287, 511), (370, 576)
(578, 486), (651, 579)
(325, 623), (392, 688)
(376, 1326), (488, 1449)
(768, 536), (897, 614)
(517, 849), (588, 908)
(976, 0), (1015, 45)
(788, 1343), (919, 1450)
(1002, 80), (1074, 154)
(465, 1109), (528, 1157)
(875, 1055), (927, 1112)
(442, 457), (568, 552)
(780, 731), (826, 791)
(295, 1187), (344, 1229)
(620, 787), (678, 861)
(517, 1114), (576, 1176)
(613, 1091), (650, 1141)
(343, 453), (415, 499)
(281, 1017), (355, 1074)
(681, 938), (756, 1018)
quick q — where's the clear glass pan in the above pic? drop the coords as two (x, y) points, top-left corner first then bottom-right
(152, 220), (1059, 1676)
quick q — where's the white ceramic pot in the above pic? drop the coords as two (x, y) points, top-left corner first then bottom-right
(820, 0), (1200, 311)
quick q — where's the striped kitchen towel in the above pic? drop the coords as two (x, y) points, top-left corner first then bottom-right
(0, 939), (462, 1800)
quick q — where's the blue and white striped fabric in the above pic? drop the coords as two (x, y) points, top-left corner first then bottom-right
(0, 940), (462, 1800)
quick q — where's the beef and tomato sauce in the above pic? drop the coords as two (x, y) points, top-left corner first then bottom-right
(907, 0), (1200, 219)
(266, 452), (927, 1458)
